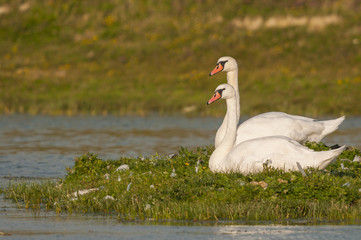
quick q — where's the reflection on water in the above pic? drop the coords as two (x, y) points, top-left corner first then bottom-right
(1, 198), (361, 240)
(1, 185), (361, 240)
(214, 225), (361, 240)
(0, 114), (360, 178)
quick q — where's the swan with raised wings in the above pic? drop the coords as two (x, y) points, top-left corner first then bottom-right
(209, 56), (345, 148)
(207, 84), (345, 174)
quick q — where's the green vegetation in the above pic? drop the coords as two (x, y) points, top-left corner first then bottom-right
(1, 0), (361, 116)
(2, 0), (361, 224)
(2, 144), (361, 223)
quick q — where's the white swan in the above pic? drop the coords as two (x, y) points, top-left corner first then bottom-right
(209, 56), (345, 148)
(207, 84), (346, 174)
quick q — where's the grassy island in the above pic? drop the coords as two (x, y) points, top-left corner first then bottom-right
(2, 143), (361, 223)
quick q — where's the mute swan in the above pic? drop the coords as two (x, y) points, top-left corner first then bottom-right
(209, 56), (345, 148)
(207, 84), (345, 174)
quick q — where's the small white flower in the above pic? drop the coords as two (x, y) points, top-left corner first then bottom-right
(353, 155), (361, 162)
(168, 153), (177, 159)
(104, 173), (110, 180)
(150, 185), (154, 189)
(104, 195), (115, 200)
(68, 188), (99, 198)
(238, 180), (246, 186)
(170, 169), (177, 178)
(126, 183), (132, 191)
(145, 204), (151, 211)
(116, 164), (129, 172)
(341, 163), (348, 170)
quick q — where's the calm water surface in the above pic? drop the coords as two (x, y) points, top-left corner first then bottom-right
(0, 115), (219, 177)
(1, 114), (361, 239)
(0, 114), (360, 178)
(1, 189), (361, 240)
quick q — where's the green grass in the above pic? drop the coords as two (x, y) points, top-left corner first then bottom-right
(0, 0), (361, 116)
(2, 144), (361, 223)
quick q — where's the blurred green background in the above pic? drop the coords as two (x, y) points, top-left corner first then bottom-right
(0, 0), (360, 117)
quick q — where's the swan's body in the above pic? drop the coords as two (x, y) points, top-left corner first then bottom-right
(209, 56), (345, 147)
(235, 112), (345, 144)
(207, 84), (345, 174)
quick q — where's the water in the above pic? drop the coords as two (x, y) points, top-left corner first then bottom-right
(1, 220), (361, 240)
(0, 115), (219, 178)
(1, 202), (361, 240)
(1, 114), (361, 239)
(0, 114), (360, 178)
(1, 188), (361, 240)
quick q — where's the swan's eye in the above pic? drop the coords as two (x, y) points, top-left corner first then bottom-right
(220, 60), (228, 67)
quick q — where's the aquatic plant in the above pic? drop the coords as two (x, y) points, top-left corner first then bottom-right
(2, 143), (361, 223)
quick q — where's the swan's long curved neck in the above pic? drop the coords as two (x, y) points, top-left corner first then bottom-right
(221, 96), (238, 149)
(213, 67), (240, 148)
(209, 95), (238, 172)
(227, 70), (240, 123)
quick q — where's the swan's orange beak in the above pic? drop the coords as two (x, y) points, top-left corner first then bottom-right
(207, 91), (222, 105)
(209, 63), (224, 76)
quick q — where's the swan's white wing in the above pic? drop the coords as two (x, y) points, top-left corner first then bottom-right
(228, 136), (344, 174)
(235, 114), (323, 144)
(254, 112), (315, 121)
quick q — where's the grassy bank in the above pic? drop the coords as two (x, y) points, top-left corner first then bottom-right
(2, 143), (361, 223)
(1, 0), (361, 116)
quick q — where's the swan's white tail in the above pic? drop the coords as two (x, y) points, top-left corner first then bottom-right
(310, 116), (345, 142)
(318, 145), (346, 169)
